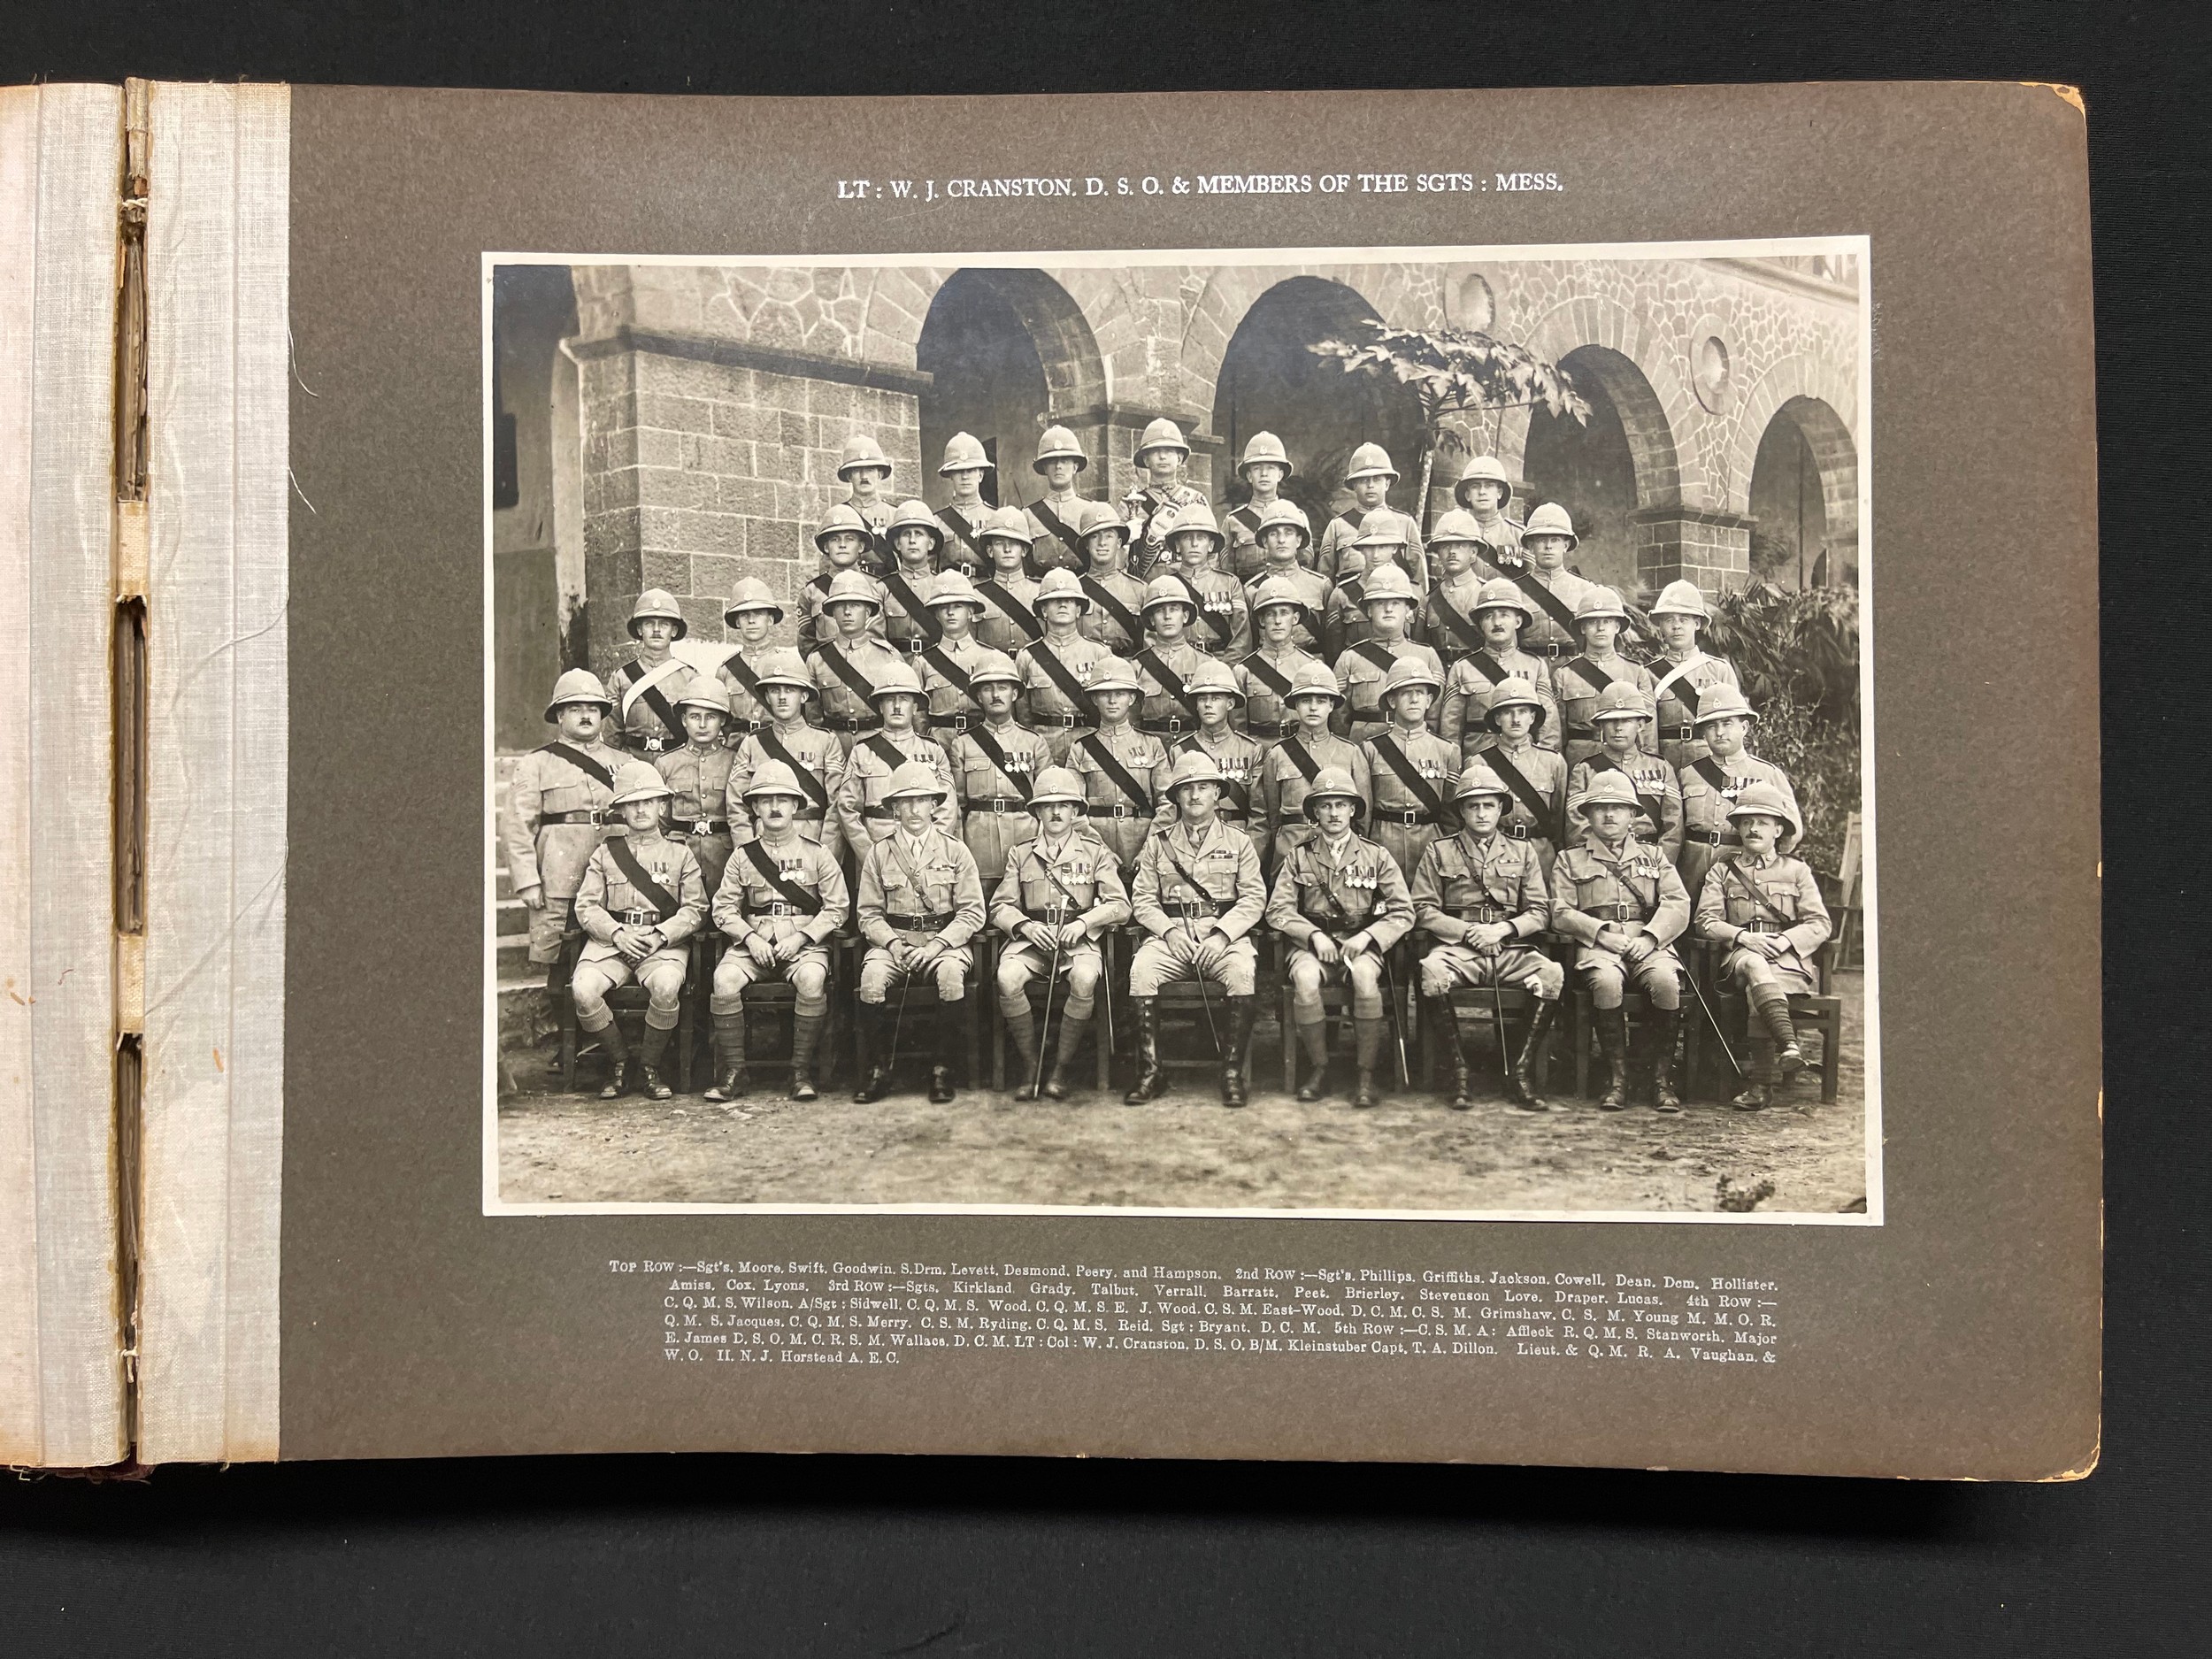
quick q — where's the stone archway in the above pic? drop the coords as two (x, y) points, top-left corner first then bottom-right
(1730, 364), (1859, 587)
(1518, 344), (1686, 594)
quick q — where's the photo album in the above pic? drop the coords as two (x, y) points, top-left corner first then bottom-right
(1, 81), (2100, 1476)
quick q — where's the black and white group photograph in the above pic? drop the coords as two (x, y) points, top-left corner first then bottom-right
(485, 241), (1874, 1219)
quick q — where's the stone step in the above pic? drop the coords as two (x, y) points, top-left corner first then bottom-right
(496, 937), (536, 979)
(495, 893), (527, 933)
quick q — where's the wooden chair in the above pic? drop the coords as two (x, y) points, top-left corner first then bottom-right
(1411, 932), (1566, 1097)
(1683, 938), (1846, 1104)
(851, 935), (987, 1093)
(989, 928), (1118, 1094)
(1277, 933), (1415, 1094)
(690, 932), (849, 1092)
(557, 927), (697, 1094)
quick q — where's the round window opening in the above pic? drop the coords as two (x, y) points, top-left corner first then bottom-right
(1694, 334), (1732, 411)
(1458, 274), (1496, 334)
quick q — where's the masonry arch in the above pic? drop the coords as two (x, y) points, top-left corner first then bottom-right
(1514, 344), (1685, 593)
(1747, 393), (1859, 588)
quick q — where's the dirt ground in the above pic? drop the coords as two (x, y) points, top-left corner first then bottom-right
(497, 973), (1868, 1216)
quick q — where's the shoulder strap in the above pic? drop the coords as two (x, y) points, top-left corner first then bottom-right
(1025, 639), (1096, 715)
(968, 726), (1034, 800)
(621, 659), (686, 733)
(1563, 656), (1615, 694)
(1652, 654), (1709, 712)
(1507, 567), (1581, 636)
(1485, 747), (1555, 832)
(1353, 640), (1399, 674)
(1030, 499), (1086, 557)
(606, 835), (680, 920)
(1230, 504), (1263, 536)
(1721, 858), (1796, 927)
(816, 640), (880, 704)
(1333, 510), (1364, 536)
(1276, 734), (1320, 784)
(741, 838), (825, 915)
(722, 652), (764, 703)
(1239, 651), (1292, 698)
(974, 579), (1042, 641)
(880, 572), (943, 641)
(541, 741), (615, 790)
(756, 730), (830, 809)
(1460, 651), (1509, 687)
(935, 505), (982, 557)
(921, 644), (975, 700)
(862, 733), (906, 772)
(1691, 756), (1733, 796)
(1135, 648), (1200, 715)
(1079, 733), (1152, 809)
(1370, 733), (1455, 822)
(1426, 588), (1487, 654)
(1079, 575), (1146, 643)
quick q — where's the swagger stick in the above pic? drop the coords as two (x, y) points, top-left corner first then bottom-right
(1682, 964), (1745, 1079)
(1033, 922), (1064, 1102)
(1379, 949), (1411, 1087)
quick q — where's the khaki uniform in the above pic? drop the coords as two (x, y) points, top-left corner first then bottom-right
(1169, 566), (1252, 660)
(799, 568), (890, 656)
(1552, 833), (1691, 1007)
(708, 833), (849, 1014)
(1554, 653), (1660, 765)
(989, 832), (1132, 1015)
(856, 826), (987, 1002)
(1419, 574), (1497, 668)
(1132, 636), (1214, 745)
(1074, 571), (1148, 656)
(1259, 733), (1372, 865)
(569, 829), (708, 1022)
(727, 723), (846, 847)
(1022, 495), (1093, 573)
(1695, 851), (1832, 999)
(1439, 649), (1561, 758)
(1360, 724), (1463, 879)
(604, 655), (692, 757)
(1234, 646), (1326, 748)
(716, 646), (786, 739)
(1070, 724), (1168, 872)
(1316, 505), (1427, 588)
(809, 634), (907, 750)
(1500, 565), (1597, 663)
(1411, 830), (1564, 1000)
(1649, 652), (1743, 767)
(973, 569), (1044, 657)
(1128, 819), (1267, 997)
(654, 742), (737, 895)
(1242, 564), (1331, 657)
(1678, 751), (1800, 902)
(1333, 640), (1446, 746)
(934, 501), (994, 575)
(840, 495), (896, 575)
(501, 739), (621, 964)
(918, 635), (995, 739)
(1121, 480), (1209, 579)
(1222, 497), (1298, 583)
(1014, 633), (1113, 764)
(879, 564), (944, 659)
(949, 720), (1055, 885)
(1473, 739), (1569, 874)
(1169, 728), (1270, 867)
(1461, 511), (1527, 579)
(837, 730), (958, 864)
(1266, 831), (1416, 1017)
(1569, 751), (1685, 867)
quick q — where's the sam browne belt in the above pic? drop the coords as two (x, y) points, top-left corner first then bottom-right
(882, 910), (957, 932)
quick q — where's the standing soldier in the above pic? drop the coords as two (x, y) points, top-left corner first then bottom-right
(916, 571), (995, 742)
(1413, 760), (1567, 1111)
(1125, 752), (1269, 1106)
(798, 505), (890, 657)
(1169, 657), (1270, 868)
(1552, 772), (1692, 1112)
(726, 650), (846, 850)
(1070, 660), (1167, 877)
(1361, 657), (1461, 879)
(933, 431), (996, 576)
(1132, 573), (1213, 746)
(605, 588), (693, 757)
(1071, 498), (1148, 657)
(808, 569), (906, 753)
(1647, 579), (1743, 769)
(1266, 766), (1416, 1107)
(991, 769), (1132, 1100)
(947, 651), (1052, 889)
(1121, 416), (1209, 580)
(703, 760), (849, 1104)
(1222, 430), (1294, 583)
(836, 660), (957, 865)
(1333, 565), (1444, 746)
(1555, 586), (1658, 765)
(1158, 504), (1250, 659)
(880, 499), (949, 659)
(1022, 424), (1094, 574)
(1015, 568), (1112, 765)
(654, 675), (738, 897)
(1694, 782), (1831, 1111)
(1316, 442), (1427, 588)
(1258, 662), (1373, 869)
(972, 508), (1045, 656)
(1676, 683), (1802, 911)
(718, 578), (787, 740)
(1438, 578), (1561, 759)
(833, 432), (898, 573)
(503, 668), (623, 987)
(1568, 685), (1683, 866)
(853, 762), (988, 1104)
(1240, 501), (1329, 656)
(1238, 575), (1327, 750)
(569, 762), (708, 1102)
(1323, 515), (1425, 662)
(1503, 503), (1600, 665)
(1417, 509), (1493, 669)
(1449, 454), (1525, 575)
(1471, 677), (1569, 880)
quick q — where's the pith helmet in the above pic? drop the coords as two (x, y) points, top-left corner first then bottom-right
(1345, 442), (1399, 483)
(741, 758), (811, 804)
(1255, 498), (1312, 545)
(1301, 764), (1367, 821)
(1521, 502), (1578, 548)
(1033, 567), (1091, 612)
(1164, 749), (1228, 798)
(1649, 579), (1711, 621)
(938, 431), (993, 476)
(1351, 510), (1409, 550)
(1165, 502), (1225, 552)
(1237, 430), (1290, 475)
(887, 497), (948, 550)
(1576, 770), (1641, 818)
(1472, 576), (1533, 626)
(610, 760), (673, 808)
(1032, 425), (1089, 472)
(1184, 657), (1246, 705)
(1590, 681), (1653, 725)
(1250, 575), (1309, 617)
(1454, 760), (1515, 804)
(1086, 658), (1142, 696)
(1026, 766), (1087, 809)
(723, 576), (785, 626)
(1135, 416), (1190, 459)
(1359, 565), (1421, 609)
(967, 649), (1023, 689)
(751, 649), (816, 696)
(677, 674), (732, 715)
(1690, 684), (1757, 728)
(1482, 676), (1548, 733)
(1575, 585), (1630, 626)
(628, 588), (688, 641)
(543, 667), (614, 721)
(868, 658), (925, 703)
(1075, 498), (1132, 543)
(1287, 661), (1347, 706)
(1379, 655), (1443, 702)
(835, 432), (894, 480)
(882, 760), (949, 803)
(1727, 780), (1803, 845)
(824, 569), (883, 612)
(926, 571), (984, 612)
(1427, 507), (1484, 546)
(1452, 454), (1515, 509)
(980, 505), (1037, 549)
(814, 502), (877, 552)
(1141, 573), (1200, 616)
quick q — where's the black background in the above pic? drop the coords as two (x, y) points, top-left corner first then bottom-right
(4, 3), (2204, 1653)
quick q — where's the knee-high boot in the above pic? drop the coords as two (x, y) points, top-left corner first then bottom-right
(1647, 1006), (1682, 1113)
(595, 1018), (632, 1101)
(1004, 1005), (1041, 1101)
(1294, 1020), (1331, 1102)
(1045, 1010), (1090, 1101)
(1595, 1005), (1631, 1110)
(931, 994), (964, 1103)
(1352, 1017), (1386, 1109)
(854, 1002), (895, 1103)
(1509, 999), (1558, 1112)
(704, 1011), (747, 1101)
(1123, 998), (1164, 1103)
(788, 1010), (825, 1102)
(637, 1021), (675, 1101)
(1222, 996), (1256, 1107)
(1429, 997), (1474, 1110)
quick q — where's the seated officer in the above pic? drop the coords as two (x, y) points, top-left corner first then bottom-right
(1677, 683), (1801, 903)
(1266, 766), (1416, 1108)
(1333, 565), (1444, 746)
(1161, 504), (1250, 658)
(1555, 586), (1658, 767)
(570, 762), (708, 1102)
(1238, 574), (1327, 749)
(606, 588), (693, 757)
(880, 500), (949, 658)
(726, 650), (845, 849)
(1413, 761), (1567, 1112)
(1258, 662), (1372, 869)
(835, 658), (957, 866)
(1361, 657), (1461, 882)
(1694, 782), (1832, 1111)
(991, 768), (1133, 1101)
(1240, 501), (1329, 657)
(1475, 678), (1570, 876)
(717, 578), (787, 738)
(948, 651), (1051, 888)
(1647, 579), (1743, 768)
(705, 760), (850, 1104)
(809, 569), (906, 753)
(1438, 578), (1560, 759)
(1069, 659), (1167, 876)
(654, 675), (737, 895)
(1553, 772), (1691, 1113)
(1126, 751), (1269, 1106)
(1132, 574), (1212, 744)
(917, 571), (995, 741)
(854, 761), (988, 1105)
(502, 668), (622, 982)
(1071, 499), (1148, 657)
(973, 507), (1044, 656)
(1164, 657), (1270, 868)
(799, 504), (889, 656)
(1015, 567), (1114, 765)
(1566, 683), (1683, 868)
(1222, 431), (1295, 583)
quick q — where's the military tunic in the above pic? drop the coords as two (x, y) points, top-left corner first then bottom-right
(1073, 570), (1149, 656)
(949, 719), (1055, 885)
(654, 741), (738, 895)
(933, 501), (994, 576)
(1410, 830), (1563, 1000)
(1258, 732), (1372, 866)
(836, 729), (958, 865)
(604, 654), (692, 757)
(1314, 504), (1429, 589)
(798, 568), (890, 657)
(1554, 651), (1661, 765)
(1070, 724), (1169, 873)
(972, 569), (1044, 657)
(1476, 738), (1570, 874)
(1649, 651), (1743, 767)
(1360, 723), (1463, 880)
(1552, 833), (1692, 1003)
(1438, 649), (1562, 759)
(1021, 495), (1092, 574)
(1241, 563), (1331, 657)
(989, 832), (1131, 1007)
(856, 826), (987, 1002)
(1132, 636), (1213, 746)
(1497, 564), (1597, 664)
(917, 635), (995, 741)
(1694, 850), (1832, 998)
(726, 721), (847, 848)
(1120, 480), (1209, 579)
(1128, 818), (1267, 997)
(1333, 639), (1446, 747)
(1418, 575), (1498, 668)
(808, 634), (906, 751)
(1169, 728), (1271, 867)
(716, 645), (785, 740)
(709, 832), (850, 1005)
(835, 494), (896, 575)
(501, 738), (621, 965)
(1569, 749), (1685, 867)
(1265, 831), (1416, 1006)
(1677, 750), (1800, 903)
(1013, 632), (1112, 764)
(879, 562), (946, 660)
(569, 828), (708, 1015)
(1233, 646), (1326, 748)
(1459, 510), (1526, 579)
(1221, 495), (1296, 583)
(1167, 565), (1252, 660)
